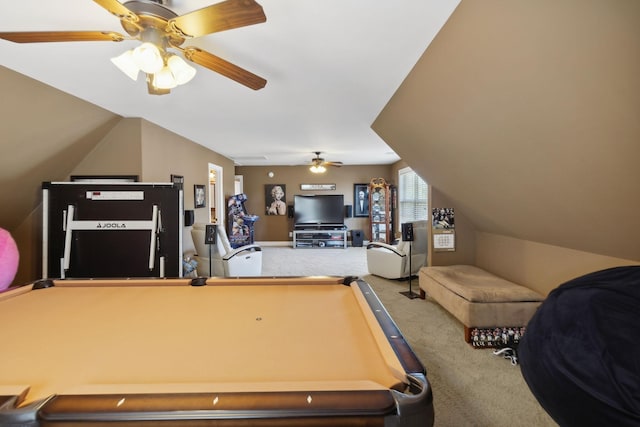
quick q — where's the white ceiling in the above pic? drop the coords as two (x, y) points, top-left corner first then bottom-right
(0, 0), (459, 167)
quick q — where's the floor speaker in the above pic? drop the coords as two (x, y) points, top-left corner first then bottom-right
(402, 223), (414, 241)
(288, 205), (294, 218)
(400, 223), (418, 299)
(205, 225), (217, 244)
(352, 229), (364, 247)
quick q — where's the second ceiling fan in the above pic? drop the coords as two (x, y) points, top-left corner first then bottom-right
(309, 151), (343, 173)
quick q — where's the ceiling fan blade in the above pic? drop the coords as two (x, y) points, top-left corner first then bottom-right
(0, 31), (126, 43)
(326, 161), (343, 167)
(182, 46), (266, 90)
(169, 0), (266, 38)
(93, 0), (139, 24)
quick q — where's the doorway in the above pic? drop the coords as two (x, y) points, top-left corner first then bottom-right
(234, 175), (244, 195)
(208, 163), (224, 227)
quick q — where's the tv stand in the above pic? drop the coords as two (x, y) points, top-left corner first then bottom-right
(294, 224), (346, 231)
(293, 227), (347, 249)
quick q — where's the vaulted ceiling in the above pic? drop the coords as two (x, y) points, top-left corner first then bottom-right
(0, 0), (460, 167)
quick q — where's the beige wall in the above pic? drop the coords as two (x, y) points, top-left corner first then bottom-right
(372, 0), (640, 291)
(139, 120), (236, 225)
(374, 0), (640, 262)
(70, 118), (143, 178)
(235, 165), (393, 242)
(0, 67), (121, 232)
(11, 214), (41, 290)
(475, 233), (639, 297)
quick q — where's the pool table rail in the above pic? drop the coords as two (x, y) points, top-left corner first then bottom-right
(0, 379), (432, 426)
(354, 278), (426, 377)
(22, 275), (357, 289)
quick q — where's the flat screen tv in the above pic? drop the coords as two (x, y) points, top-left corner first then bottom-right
(294, 194), (344, 226)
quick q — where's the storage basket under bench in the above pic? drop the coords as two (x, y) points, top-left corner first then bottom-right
(419, 265), (545, 344)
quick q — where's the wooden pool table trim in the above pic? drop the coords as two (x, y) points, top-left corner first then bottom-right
(40, 390), (396, 421)
(42, 276), (358, 288)
(0, 277), (433, 426)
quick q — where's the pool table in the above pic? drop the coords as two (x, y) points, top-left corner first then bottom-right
(0, 276), (433, 426)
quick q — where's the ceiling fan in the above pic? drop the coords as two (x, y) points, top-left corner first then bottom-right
(0, 0), (267, 94)
(309, 151), (343, 173)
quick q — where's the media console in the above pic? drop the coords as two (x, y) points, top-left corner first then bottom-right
(293, 225), (347, 249)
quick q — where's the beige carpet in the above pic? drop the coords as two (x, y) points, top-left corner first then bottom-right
(261, 246), (370, 277)
(260, 246), (557, 427)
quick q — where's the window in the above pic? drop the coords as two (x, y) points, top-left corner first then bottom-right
(398, 167), (428, 224)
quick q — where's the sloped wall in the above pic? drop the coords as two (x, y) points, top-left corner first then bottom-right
(372, 0), (640, 290)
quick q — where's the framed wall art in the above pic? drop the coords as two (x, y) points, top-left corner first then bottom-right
(353, 183), (369, 217)
(194, 184), (206, 208)
(265, 184), (286, 215)
(300, 184), (336, 191)
(170, 174), (184, 189)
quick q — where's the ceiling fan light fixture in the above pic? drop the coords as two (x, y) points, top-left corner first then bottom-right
(132, 42), (164, 74)
(153, 66), (178, 90)
(310, 164), (326, 174)
(111, 50), (139, 81)
(167, 55), (196, 85)
(0, 0), (267, 94)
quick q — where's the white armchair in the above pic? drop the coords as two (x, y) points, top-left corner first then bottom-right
(366, 220), (428, 279)
(191, 223), (262, 277)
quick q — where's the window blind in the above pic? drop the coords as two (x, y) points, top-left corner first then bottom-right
(398, 167), (428, 225)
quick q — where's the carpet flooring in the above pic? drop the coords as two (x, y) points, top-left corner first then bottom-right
(260, 246), (557, 427)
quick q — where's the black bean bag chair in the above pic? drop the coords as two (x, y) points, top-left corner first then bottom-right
(519, 266), (640, 426)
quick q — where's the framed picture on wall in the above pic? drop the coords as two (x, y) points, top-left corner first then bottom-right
(170, 174), (184, 190)
(353, 184), (369, 217)
(265, 184), (287, 215)
(194, 184), (206, 208)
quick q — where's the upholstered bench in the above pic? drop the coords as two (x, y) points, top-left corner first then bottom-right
(419, 265), (544, 342)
